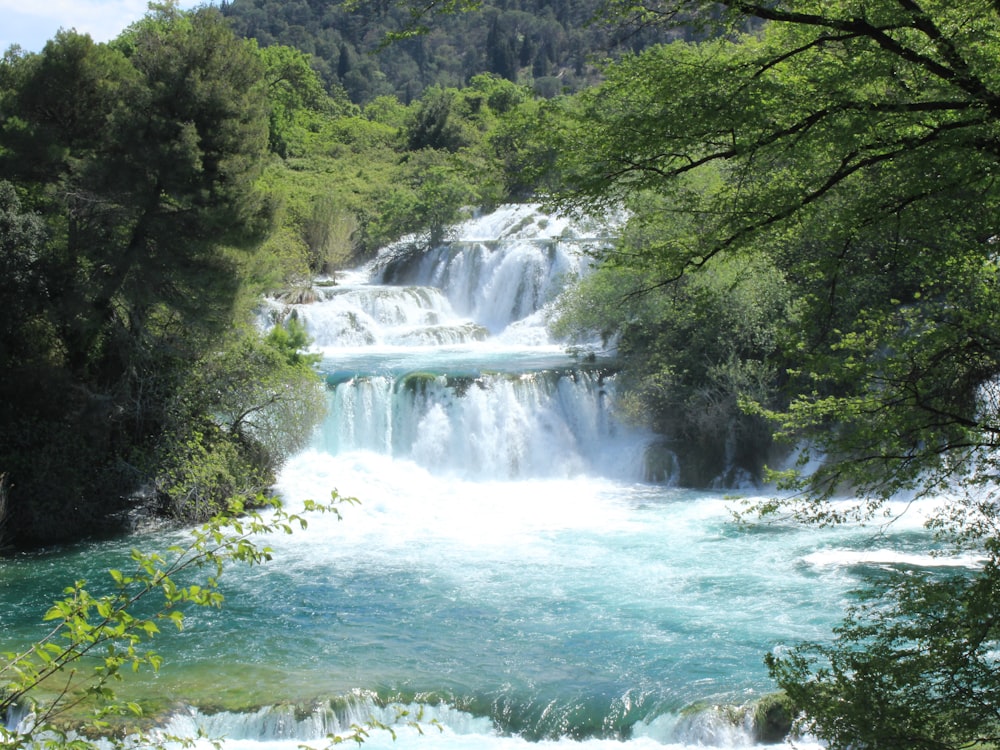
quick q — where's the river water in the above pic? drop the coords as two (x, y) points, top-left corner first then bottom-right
(2, 205), (958, 749)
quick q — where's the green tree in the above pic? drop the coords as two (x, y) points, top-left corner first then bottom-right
(766, 547), (1000, 750)
(0, 180), (48, 370)
(257, 43), (356, 156)
(300, 195), (360, 275)
(372, 148), (482, 246)
(539, 2), (1000, 747)
(0, 7), (290, 545)
(403, 85), (470, 151)
(488, 94), (565, 199)
(153, 318), (326, 522)
(549, 0), (1000, 506)
(1, 9), (270, 379)
(553, 208), (796, 485)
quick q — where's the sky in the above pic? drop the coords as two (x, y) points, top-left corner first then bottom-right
(0, 0), (203, 53)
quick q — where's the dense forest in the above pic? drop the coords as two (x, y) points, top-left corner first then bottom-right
(0, 8), (333, 547)
(5, 2), (1000, 749)
(218, 0), (676, 103)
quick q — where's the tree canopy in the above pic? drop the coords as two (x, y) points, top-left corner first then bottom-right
(536, 3), (1000, 746)
(0, 7), (325, 546)
(550, 0), (1000, 510)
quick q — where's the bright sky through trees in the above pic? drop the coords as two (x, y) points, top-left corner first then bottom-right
(0, 0), (201, 52)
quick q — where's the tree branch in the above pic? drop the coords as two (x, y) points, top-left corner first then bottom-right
(723, 0), (1000, 112)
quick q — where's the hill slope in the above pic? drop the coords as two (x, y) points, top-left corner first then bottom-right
(219, 0), (674, 103)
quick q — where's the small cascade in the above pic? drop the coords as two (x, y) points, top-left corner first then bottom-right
(259, 285), (490, 348)
(154, 695), (811, 750)
(372, 203), (616, 333)
(317, 368), (647, 480)
(3, 702), (34, 735)
(377, 238), (593, 334)
(633, 706), (764, 747)
(159, 696), (494, 743)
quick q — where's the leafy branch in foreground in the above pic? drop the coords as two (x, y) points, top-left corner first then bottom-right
(0, 492), (352, 748)
(767, 521), (1000, 750)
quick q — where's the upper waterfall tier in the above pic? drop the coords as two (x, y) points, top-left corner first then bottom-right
(262, 204), (622, 351)
(371, 204), (620, 336)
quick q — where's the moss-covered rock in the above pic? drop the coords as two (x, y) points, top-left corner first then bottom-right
(751, 692), (796, 744)
(398, 371), (442, 395)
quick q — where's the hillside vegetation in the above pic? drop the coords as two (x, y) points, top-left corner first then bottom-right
(219, 0), (675, 103)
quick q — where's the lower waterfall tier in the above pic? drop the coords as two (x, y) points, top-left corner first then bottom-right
(317, 367), (655, 481)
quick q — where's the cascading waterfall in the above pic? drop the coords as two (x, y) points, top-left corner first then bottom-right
(257, 203), (650, 485)
(2, 204), (955, 750)
(318, 369), (644, 480)
(373, 207), (604, 335)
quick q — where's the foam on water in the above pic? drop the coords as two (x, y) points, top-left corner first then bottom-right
(803, 548), (984, 569)
(1, 205), (954, 750)
(194, 206), (948, 747)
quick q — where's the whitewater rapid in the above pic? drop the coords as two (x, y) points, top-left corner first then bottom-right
(2, 205), (952, 750)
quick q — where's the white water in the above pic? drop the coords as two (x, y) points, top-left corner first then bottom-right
(2, 205), (951, 749)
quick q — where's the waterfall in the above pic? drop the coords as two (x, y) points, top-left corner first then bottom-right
(4, 204), (924, 750)
(317, 369), (646, 480)
(263, 203), (654, 483)
(376, 238), (593, 334)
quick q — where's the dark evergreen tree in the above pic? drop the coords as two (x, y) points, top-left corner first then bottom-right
(0, 7), (284, 545)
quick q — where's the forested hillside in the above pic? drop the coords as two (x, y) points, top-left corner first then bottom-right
(219, 0), (674, 102)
